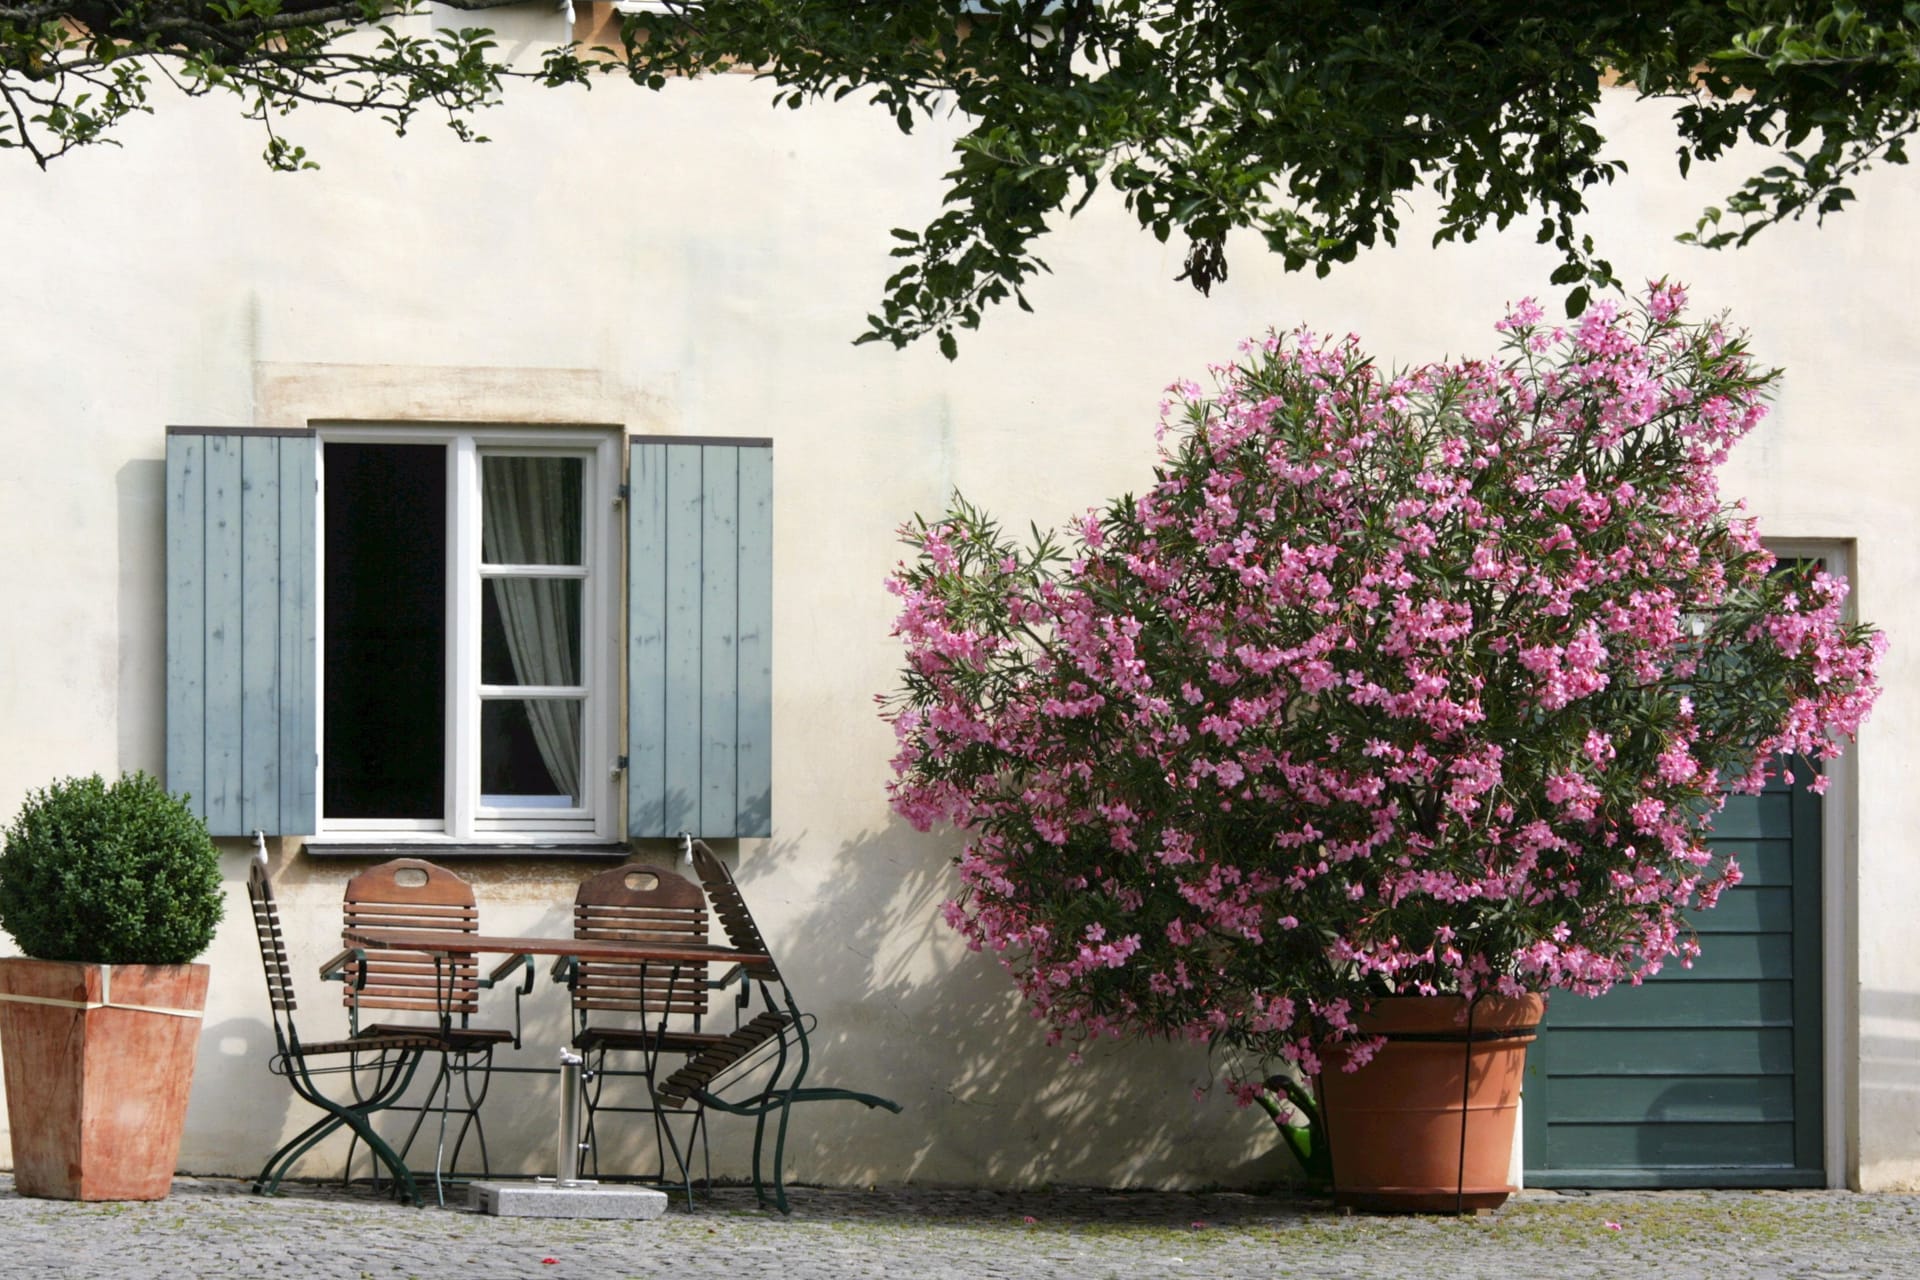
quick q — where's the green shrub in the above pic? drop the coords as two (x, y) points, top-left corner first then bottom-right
(0, 772), (224, 965)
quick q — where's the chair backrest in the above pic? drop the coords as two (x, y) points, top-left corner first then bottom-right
(249, 849), (298, 1016)
(571, 862), (710, 1024)
(342, 858), (484, 1021)
(687, 841), (782, 983)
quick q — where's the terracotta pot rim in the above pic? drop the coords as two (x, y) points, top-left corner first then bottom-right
(0, 958), (210, 970)
(1349, 992), (1546, 1036)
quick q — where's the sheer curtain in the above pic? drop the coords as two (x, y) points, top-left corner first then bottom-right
(481, 458), (582, 802)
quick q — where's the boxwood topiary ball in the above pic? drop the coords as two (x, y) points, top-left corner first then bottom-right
(0, 772), (224, 966)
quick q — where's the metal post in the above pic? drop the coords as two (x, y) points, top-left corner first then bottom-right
(554, 1048), (595, 1188)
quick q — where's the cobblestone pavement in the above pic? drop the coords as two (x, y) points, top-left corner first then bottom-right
(2, 1176), (1917, 1279)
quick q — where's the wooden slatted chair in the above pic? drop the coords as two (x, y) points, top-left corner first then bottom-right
(664, 840), (903, 1214)
(333, 858), (520, 1203)
(246, 843), (437, 1205)
(557, 861), (731, 1201)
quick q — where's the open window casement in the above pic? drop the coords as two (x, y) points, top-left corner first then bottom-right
(164, 428), (771, 843)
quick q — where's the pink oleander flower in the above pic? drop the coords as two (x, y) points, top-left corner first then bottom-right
(879, 284), (1882, 1097)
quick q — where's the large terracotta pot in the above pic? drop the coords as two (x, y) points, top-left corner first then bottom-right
(1314, 993), (1545, 1213)
(0, 958), (210, 1200)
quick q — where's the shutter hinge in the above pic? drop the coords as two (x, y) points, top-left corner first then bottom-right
(615, 483), (629, 506)
(611, 755), (629, 776)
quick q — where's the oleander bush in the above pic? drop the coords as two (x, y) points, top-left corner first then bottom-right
(882, 284), (1883, 1090)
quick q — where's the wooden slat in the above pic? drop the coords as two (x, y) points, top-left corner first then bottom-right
(1545, 1075), (1795, 1125)
(1709, 842), (1792, 886)
(699, 446), (740, 837)
(661, 446), (703, 837)
(574, 980), (710, 995)
(342, 928), (758, 965)
(1709, 792), (1792, 840)
(735, 444), (773, 837)
(277, 438), (317, 833)
(575, 910), (703, 934)
(576, 1000), (707, 1016)
(165, 435), (207, 817)
(202, 435), (244, 833)
(1543, 1026), (1795, 1077)
(346, 998), (462, 1014)
(1545, 979), (1794, 1030)
(1690, 886), (1792, 934)
(346, 970), (484, 991)
(574, 916), (703, 932)
(240, 436), (283, 832)
(1662, 933), (1793, 981)
(1544, 1121), (1796, 1169)
(627, 442), (669, 837)
(574, 975), (709, 992)
(349, 901), (479, 923)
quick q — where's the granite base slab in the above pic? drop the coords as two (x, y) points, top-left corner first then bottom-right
(468, 1181), (668, 1220)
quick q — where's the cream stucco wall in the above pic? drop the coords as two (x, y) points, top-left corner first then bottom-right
(1, 17), (1917, 1189)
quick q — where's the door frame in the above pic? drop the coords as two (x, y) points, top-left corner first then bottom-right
(1771, 539), (1857, 1190)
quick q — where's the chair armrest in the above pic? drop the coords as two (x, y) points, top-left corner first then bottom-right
(486, 952), (534, 991)
(319, 947), (367, 988)
(550, 954), (580, 986)
(708, 964), (753, 1009)
(481, 953), (536, 1050)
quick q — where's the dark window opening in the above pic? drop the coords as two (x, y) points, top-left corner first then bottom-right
(324, 442), (447, 821)
(481, 698), (582, 806)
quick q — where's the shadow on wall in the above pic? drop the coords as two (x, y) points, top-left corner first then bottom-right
(182, 843), (588, 1183)
(685, 818), (1294, 1192)
(173, 832), (1294, 1190)
(117, 458), (166, 776)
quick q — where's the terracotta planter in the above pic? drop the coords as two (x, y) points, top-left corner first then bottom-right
(1314, 993), (1545, 1213)
(0, 958), (209, 1200)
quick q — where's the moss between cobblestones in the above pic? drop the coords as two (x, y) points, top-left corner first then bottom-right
(8, 1179), (1920, 1279)
(791, 1189), (1911, 1258)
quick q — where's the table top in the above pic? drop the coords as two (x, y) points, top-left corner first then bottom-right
(336, 927), (769, 968)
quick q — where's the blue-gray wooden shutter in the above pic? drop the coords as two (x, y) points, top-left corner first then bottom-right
(628, 436), (772, 839)
(165, 428), (318, 836)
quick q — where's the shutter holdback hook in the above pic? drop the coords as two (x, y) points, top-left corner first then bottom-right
(678, 831), (693, 865)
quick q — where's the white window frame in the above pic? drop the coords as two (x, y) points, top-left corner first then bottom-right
(315, 424), (622, 844)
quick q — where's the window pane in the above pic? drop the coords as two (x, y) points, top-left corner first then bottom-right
(481, 578), (582, 686)
(482, 456), (582, 566)
(482, 698), (583, 807)
(323, 442), (446, 821)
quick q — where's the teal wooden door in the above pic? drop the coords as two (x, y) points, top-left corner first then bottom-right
(1523, 769), (1824, 1186)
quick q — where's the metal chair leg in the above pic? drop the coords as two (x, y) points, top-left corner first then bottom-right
(446, 1048), (497, 1180)
(254, 1113), (346, 1196)
(258, 1057), (424, 1206)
